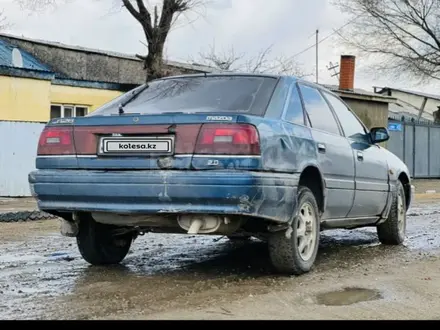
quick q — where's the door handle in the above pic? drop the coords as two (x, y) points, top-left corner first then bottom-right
(357, 151), (364, 161)
(317, 143), (326, 153)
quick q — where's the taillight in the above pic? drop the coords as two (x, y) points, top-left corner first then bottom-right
(37, 126), (76, 155)
(195, 124), (260, 155)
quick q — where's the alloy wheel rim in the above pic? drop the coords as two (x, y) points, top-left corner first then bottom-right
(397, 191), (406, 235)
(296, 202), (317, 261)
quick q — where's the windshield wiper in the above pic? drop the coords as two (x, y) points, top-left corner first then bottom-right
(118, 83), (150, 115)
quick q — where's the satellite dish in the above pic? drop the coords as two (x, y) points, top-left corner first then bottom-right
(11, 48), (23, 68)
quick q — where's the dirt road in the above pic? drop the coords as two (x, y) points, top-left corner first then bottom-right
(1, 200), (440, 320)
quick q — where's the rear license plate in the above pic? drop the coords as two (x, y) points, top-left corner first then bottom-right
(99, 136), (174, 156)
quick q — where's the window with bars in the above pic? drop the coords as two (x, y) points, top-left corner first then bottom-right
(50, 104), (89, 119)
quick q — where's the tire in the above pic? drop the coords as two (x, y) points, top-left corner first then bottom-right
(268, 186), (320, 275)
(77, 215), (133, 265)
(377, 180), (407, 245)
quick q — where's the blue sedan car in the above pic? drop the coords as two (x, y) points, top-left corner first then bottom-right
(29, 73), (412, 275)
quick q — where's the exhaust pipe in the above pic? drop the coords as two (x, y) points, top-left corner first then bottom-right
(177, 215), (242, 235)
(187, 218), (204, 234)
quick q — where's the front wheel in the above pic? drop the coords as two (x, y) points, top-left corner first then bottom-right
(377, 180), (407, 245)
(268, 186), (320, 275)
(76, 214), (133, 265)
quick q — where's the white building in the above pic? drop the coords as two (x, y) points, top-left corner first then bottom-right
(374, 86), (440, 124)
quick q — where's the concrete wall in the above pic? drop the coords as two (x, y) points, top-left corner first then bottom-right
(342, 97), (389, 129)
(1, 35), (204, 85)
(0, 75), (123, 122)
(3, 36), (146, 84)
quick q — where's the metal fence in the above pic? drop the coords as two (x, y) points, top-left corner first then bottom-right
(387, 120), (440, 179)
(0, 121), (45, 196)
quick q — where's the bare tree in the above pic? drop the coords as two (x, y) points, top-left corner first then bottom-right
(16, 0), (60, 11)
(122, 0), (203, 81)
(332, 0), (440, 83)
(196, 42), (310, 78)
(195, 43), (244, 71)
(16, 0), (202, 81)
(0, 11), (7, 30)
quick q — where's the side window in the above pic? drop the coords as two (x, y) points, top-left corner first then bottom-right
(284, 84), (305, 125)
(323, 92), (370, 144)
(298, 84), (341, 135)
(265, 79), (289, 119)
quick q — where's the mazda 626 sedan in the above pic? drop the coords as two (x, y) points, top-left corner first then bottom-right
(29, 73), (412, 275)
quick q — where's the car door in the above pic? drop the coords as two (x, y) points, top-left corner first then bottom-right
(322, 91), (389, 218)
(297, 83), (355, 220)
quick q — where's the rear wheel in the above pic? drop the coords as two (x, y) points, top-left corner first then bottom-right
(377, 180), (407, 245)
(268, 186), (320, 275)
(77, 215), (133, 265)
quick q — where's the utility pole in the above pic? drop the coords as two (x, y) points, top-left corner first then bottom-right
(315, 29), (319, 84)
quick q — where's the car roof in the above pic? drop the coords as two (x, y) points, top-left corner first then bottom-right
(158, 72), (324, 89)
(151, 72), (337, 97)
(158, 72), (282, 80)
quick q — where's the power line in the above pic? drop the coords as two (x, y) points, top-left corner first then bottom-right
(289, 14), (364, 60)
(316, 29), (319, 83)
(306, 31), (317, 39)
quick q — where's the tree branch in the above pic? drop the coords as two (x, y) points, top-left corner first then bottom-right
(196, 42), (310, 78)
(0, 10), (7, 30)
(332, 0), (440, 82)
(136, 0), (152, 31)
(121, 0), (142, 22)
(122, 0), (153, 42)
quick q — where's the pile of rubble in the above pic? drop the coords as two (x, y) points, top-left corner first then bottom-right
(0, 210), (58, 223)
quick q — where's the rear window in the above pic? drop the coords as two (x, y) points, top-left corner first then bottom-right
(89, 75), (278, 117)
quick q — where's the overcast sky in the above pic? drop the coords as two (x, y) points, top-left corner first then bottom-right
(0, 0), (439, 94)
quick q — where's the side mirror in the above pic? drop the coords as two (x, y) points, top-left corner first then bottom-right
(370, 127), (390, 144)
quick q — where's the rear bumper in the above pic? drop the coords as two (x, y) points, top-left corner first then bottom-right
(28, 170), (299, 223)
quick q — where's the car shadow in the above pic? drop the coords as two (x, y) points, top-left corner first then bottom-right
(73, 228), (409, 287)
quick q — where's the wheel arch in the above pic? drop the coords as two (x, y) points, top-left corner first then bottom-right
(298, 165), (325, 214)
(397, 171), (411, 210)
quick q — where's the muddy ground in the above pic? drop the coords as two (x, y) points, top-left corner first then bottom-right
(2, 200), (440, 320)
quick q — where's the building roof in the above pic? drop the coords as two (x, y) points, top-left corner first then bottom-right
(374, 86), (440, 102)
(0, 38), (52, 72)
(0, 32), (220, 74)
(321, 83), (396, 103)
(0, 37), (137, 91)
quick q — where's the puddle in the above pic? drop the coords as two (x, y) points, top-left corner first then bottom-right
(315, 287), (382, 306)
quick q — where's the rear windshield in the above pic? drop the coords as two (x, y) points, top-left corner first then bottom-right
(89, 75), (278, 117)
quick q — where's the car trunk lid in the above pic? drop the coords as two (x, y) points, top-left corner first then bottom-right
(72, 113), (241, 170)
